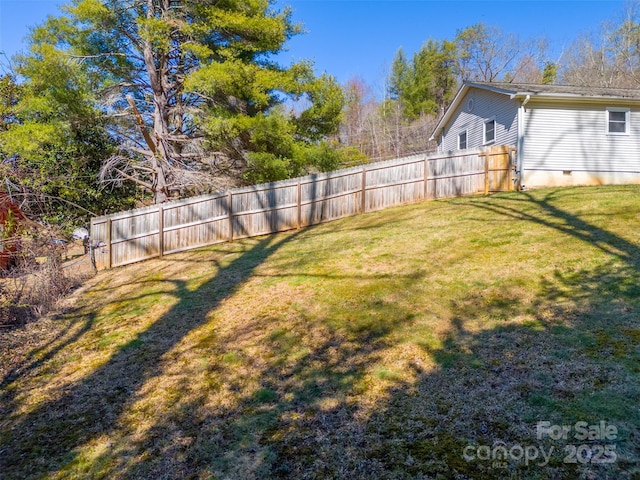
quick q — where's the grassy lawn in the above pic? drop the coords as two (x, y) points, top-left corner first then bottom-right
(1, 185), (639, 479)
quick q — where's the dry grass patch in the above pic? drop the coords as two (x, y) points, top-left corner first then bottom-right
(1, 185), (640, 479)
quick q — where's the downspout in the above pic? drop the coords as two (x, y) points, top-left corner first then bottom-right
(516, 94), (530, 190)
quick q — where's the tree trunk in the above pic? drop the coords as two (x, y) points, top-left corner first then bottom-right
(145, 0), (170, 204)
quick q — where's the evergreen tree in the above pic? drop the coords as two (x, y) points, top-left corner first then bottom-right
(10, 0), (343, 204)
(0, 57), (138, 225)
(389, 48), (411, 102)
(542, 61), (558, 84)
(388, 41), (457, 119)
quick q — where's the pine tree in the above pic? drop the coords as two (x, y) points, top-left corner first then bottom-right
(9, 0), (343, 204)
(388, 41), (457, 120)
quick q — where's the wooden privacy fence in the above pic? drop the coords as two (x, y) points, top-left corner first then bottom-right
(91, 145), (515, 270)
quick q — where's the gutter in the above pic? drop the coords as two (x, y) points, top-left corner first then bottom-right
(510, 91), (640, 104)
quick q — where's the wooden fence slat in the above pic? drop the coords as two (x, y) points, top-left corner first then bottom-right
(424, 157), (429, 199)
(158, 206), (164, 258)
(297, 180), (301, 229)
(361, 167), (366, 214)
(106, 218), (112, 270)
(228, 192), (233, 242)
(483, 152), (489, 195)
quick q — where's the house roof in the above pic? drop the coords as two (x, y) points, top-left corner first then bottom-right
(429, 81), (640, 140)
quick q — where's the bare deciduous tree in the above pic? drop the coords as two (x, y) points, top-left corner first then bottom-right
(456, 23), (528, 83)
(561, 1), (640, 88)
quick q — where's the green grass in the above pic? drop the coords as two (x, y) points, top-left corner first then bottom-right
(1, 185), (640, 479)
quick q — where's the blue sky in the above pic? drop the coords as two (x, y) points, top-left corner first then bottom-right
(0, 0), (629, 92)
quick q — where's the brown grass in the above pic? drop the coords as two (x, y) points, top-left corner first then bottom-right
(0, 245), (93, 328)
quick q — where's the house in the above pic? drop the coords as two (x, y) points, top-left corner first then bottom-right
(430, 82), (640, 188)
(0, 193), (26, 270)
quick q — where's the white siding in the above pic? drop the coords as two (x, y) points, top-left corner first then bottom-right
(521, 101), (640, 186)
(439, 89), (518, 152)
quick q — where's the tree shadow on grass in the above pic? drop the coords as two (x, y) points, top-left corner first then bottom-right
(211, 188), (638, 479)
(467, 189), (640, 265)
(360, 189), (640, 479)
(2, 188), (640, 479)
(169, 187), (638, 479)
(363, 261), (640, 479)
(0, 231), (306, 478)
(0, 312), (96, 413)
(75, 265), (427, 478)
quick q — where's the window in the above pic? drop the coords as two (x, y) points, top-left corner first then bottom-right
(484, 118), (496, 144)
(458, 130), (467, 150)
(607, 108), (629, 135)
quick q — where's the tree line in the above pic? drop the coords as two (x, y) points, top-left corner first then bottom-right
(339, 8), (640, 162)
(2, 0), (640, 230)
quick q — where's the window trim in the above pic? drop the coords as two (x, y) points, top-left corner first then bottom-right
(606, 107), (630, 136)
(483, 117), (496, 145)
(458, 129), (468, 150)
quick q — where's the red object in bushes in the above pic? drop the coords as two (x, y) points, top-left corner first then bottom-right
(0, 193), (26, 270)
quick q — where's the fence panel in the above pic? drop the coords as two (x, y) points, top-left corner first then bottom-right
(300, 168), (364, 226)
(91, 204), (162, 269)
(163, 194), (230, 254)
(484, 145), (515, 192)
(90, 146), (515, 270)
(365, 158), (426, 212)
(428, 151), (486, 200)
(231, 180), (299, 239)
(90, 218), (109, 270)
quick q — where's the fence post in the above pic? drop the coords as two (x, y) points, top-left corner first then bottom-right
(89, 239), (96, 272)
(361, 166), (367, 214)
(483, 150), (490, 195)
(228, 191), (233, 241)
(106, 218), (112, 270)
(297, 180), (302, 229)
(158, 205), (164, 258)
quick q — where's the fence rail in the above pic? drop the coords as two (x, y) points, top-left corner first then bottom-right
(91, 145), (515, 270)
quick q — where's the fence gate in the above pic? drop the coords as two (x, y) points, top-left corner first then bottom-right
(482, 145), (515, 193)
